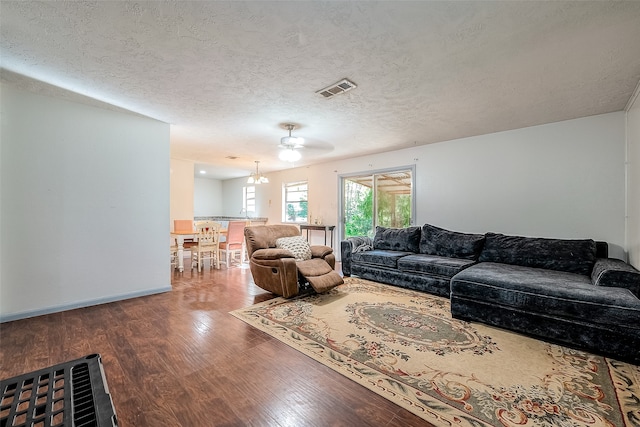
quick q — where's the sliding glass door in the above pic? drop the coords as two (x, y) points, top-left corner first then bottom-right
(341, 167), (415, 238)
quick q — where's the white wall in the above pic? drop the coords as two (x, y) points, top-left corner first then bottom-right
(221, 178), (270, 219)
(627, 94), (640, 269)
(170, 158), (194, 229)
(413, 113), (625, 250)
(0, 84), (171, 321)
(194, 177), (223, 217)
(223, 112), (627, 259)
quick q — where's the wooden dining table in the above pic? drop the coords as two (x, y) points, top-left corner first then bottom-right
(171, 229), (227, 272)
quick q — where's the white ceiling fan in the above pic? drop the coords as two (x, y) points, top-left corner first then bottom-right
(278, 123), (304, 162)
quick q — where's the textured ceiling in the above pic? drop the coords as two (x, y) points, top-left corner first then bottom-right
(2, 1), (640, 179)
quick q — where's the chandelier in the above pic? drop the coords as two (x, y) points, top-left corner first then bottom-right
(279, 124), (303, 162)
(247, 161), (269, 184)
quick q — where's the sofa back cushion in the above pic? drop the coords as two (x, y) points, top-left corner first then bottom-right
(478, 232), (597, 275)
(419, 224), (485, 260)
(373, 226), (421, 253)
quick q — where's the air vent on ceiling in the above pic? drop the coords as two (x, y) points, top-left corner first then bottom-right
(316, 78), (357, 98)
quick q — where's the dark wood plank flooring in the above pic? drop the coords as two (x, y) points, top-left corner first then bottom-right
(0, 260), (434, 426)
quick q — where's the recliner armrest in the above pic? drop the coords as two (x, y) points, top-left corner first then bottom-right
(252, 248), (295, 260)
(310, 245), (333, 258)
(592, 258), (640, 298)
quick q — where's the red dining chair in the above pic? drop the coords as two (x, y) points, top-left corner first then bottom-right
(220, 221), (247, 267)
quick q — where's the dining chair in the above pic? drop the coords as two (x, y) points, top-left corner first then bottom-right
(174, 219), (197, 250)
(194, 220), (218, 229)
(170, 238), (178, 269)
(220, 220), (247, 267)
(174, 219), (193, 232)
(191, 221), (222, 272)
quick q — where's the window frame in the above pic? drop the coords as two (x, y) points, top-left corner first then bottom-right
(282, 180), (308, 223)
(338, 165), (416, 240)
(243, 185), (256, 214)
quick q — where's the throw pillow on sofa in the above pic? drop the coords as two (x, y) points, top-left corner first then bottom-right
(276, 236), (312, 261)
(419, 224), (485, 260)
(373, 226), (421, 253)
(478, 232), (596, 276)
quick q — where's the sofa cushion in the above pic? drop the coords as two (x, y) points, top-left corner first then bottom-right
(397, 254), (476, 278)
(373, 226), (421, 253)
(419, 224), (485, 260)
(351, 249), (413, 269)
(451, 263), (640, 327)
(478, 232), (596, 275)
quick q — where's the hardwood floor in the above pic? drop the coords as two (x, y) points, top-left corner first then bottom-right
(0, 260), (434, 427)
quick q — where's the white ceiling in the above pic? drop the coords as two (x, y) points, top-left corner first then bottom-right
(2, 1), (640, 180)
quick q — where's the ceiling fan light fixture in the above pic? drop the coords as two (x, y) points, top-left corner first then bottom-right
(278, 124), (304, 162)
(279, 147), (301, 162)
(280, 135), (304, 147)
(247, 160), (269, 184)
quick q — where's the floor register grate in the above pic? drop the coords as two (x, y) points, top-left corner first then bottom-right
(0, 354), (117, 427)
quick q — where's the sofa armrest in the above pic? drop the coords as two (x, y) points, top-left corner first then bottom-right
(340, 236), (373, 276)
(340, 240), (352, 276)
(592, 258), (640, 298)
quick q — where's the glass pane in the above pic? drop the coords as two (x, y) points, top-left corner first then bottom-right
(284, 181), (308, 222)
(376, 171), (412, 229)
(342, 169), (413, 238)
(287, 183), (307, 192)
(344, 176), (374, 238)
(244, 186), (256, 213)
(285, 201), (307, 222)
(286, 191), (306, 202)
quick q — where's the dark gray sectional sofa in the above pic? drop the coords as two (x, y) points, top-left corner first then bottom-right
(341, 224), (640, 364)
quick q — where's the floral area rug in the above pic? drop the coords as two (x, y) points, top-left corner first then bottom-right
(230, 277), (640, 427)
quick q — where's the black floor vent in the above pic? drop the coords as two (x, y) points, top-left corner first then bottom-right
(0, 354), (117, 427)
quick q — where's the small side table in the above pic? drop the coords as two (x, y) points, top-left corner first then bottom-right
(300, 224), (336, 247)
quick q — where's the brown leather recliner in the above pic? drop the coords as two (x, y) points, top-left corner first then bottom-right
(244, 224), (344, 298)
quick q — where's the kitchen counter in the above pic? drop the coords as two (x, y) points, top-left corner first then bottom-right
(194, 216), (268, 224)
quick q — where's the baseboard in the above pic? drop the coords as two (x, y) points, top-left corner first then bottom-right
(0, 286), (172, 323)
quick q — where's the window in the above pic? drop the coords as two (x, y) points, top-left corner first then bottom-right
(341, 167), (414, 238)
(243, 186), (255, 214)
(283, 181), (308, 223)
